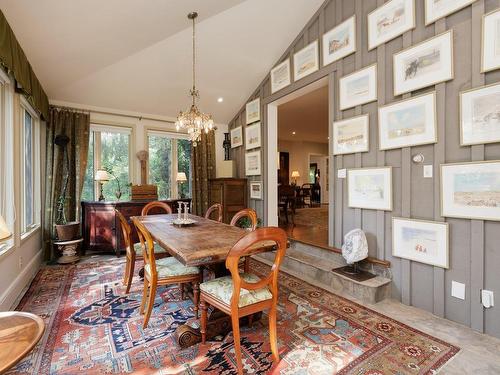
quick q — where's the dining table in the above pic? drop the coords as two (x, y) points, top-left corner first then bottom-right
(133, 213), (278, 348)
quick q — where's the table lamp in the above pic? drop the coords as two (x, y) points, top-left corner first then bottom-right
(176, 172), (188, 199)
(95, 169), (110, 201)
(291, 171), (300, 186)
(0, 215), (12, 242)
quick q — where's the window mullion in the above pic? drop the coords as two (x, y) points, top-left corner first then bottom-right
(171, 139), (178, 199)
(94, 131), (102, 201)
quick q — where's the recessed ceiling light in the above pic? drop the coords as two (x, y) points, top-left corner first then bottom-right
(292, 131), (296, 135)
(217, 97), (224, 103)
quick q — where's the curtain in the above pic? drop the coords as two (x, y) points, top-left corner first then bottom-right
(191, 131), (216, 216)
(43, 107), (90, 260)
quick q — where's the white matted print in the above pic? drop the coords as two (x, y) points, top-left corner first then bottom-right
(250, 181), (263, 200)
(245, 122), (261, 150)
(323, 16), (356, 66)
(392, 217), (449, 268)
(333, 114), (369, 155)
(379, 92), (437, 150)
(460, 82), (500, 146)
(347, 167), (392, 211)
(271, 59), (291, 93)
(368, 0), (416, 50)
(425, 0), (478, 25)
(230, 126), (243, 148)
(441, 161), (500, 221)
(393, 30), (453, 96)
(339, 64), (377, 110)
(482, 8), (500, 73)
(293, 41), (319, 81)
(246, 98), (260, 124)
(245, 150), (261, 176)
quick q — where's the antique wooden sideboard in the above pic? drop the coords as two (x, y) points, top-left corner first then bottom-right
(209, 178), (247, 224)
(81, 199), (191, 256)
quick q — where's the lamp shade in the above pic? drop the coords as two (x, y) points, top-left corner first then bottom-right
(0, 215), (11, 241)
(291, 171), (300, 178)
(95, 169), (110, 182)
(176, 172), (188, 182)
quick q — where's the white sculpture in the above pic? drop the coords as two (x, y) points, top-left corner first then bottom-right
(342, 229), (368, 265)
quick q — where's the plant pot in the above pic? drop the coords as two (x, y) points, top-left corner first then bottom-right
(55, 221), (80, 241)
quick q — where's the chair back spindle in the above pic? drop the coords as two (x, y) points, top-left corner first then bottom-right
(141, 201), (173, 216)
(132, 218), (157, 279)
(230, 208), (257, 230)
(205, 203), (223, 222)
(115, 209), (132, 255)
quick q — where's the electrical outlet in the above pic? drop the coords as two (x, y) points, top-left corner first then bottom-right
(338, 169), (347, 179)
(18, 256), (23, 269)
(423, 165), (433, 178)
(451, 281), (465, 300)
(481, 290), (494, 308)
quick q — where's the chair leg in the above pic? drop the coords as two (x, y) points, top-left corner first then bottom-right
(231, 313), (244, 375)
(200, 300), (208, 344)
(140, 277), (149, 315)
(143, 281), (157, 328)
(248, 314), (254, 328)
(123, 257), (131, 286)
(125, 257), (135, 294)
(244, 257), (250, 273)
(180, 283), (186, 300)
(268, 302), (280, 363)
(193, 282), (200, 319)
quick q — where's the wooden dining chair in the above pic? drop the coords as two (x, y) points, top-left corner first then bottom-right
(115, 209), (169, 294)
(230, 208), (258, 273)
(141, 201), (173, 216)
(133, 217), (203, 328)
(199, 227), (288, 374)
(205, 203), (223, 222)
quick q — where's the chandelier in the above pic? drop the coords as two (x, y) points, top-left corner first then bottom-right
(175, 11), (214, 146)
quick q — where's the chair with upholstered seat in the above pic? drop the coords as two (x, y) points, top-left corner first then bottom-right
(205, 203), (223, 222)
(199, 227), (288, 375)
(230, 208), (257, 273)
(133, 217), (203, 328)
(115, 209), (169, 294)
(141, 201), (173, 216)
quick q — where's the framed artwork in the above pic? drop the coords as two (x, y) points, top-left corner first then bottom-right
(393, 30), (453, 96)
(392, 217), (449, 268)
(482, 8), (500, 73)
(339, 64), (377, 110)
(347, 167), (392, 211)
(323, 16), (356, 66)
(271, 59), (291, 93)
(378, 92), (437, 150)
(460, 82), (500, 146)
(230, 126), (243, 148)
(293, 41), (319, 81)
(246, 98), (260, 124)
(368, 0), (416, 50)
(245, 150), (261, 176)
(250, 181), (263, 200)
(425, 0), (478, 25)
(441, 161), (500, 221)
(245, 122), (261, 150)
(333, 114), (369, 155)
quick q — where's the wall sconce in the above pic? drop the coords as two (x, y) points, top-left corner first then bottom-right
(412, 153), (425, 164)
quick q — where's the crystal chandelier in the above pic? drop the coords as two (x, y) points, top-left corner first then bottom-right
(175, 12), (214, 147)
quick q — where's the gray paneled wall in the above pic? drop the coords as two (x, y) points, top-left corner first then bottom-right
(227, 0), (500, 338)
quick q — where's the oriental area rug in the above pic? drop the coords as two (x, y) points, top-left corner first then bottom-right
(10, 258), (458, 374)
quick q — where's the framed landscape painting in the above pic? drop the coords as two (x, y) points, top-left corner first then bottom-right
(347, 167), (392, 211)
(393, 30), (453, 96)
(368, 0), (415, 50)
(425, 0), (478, 25)
(245, 122), (261, 150)
(293, 41), (319, 81)
(392, 217), (449, 268)
(246, 98), (260, 124)
(323, 16), (356, 66)
(333, 114), (369, 155)
(271, 59), (291, 93)
(230, 126), (243, 148)
(460, 82), (500, 146)
(339, 64), (377, 110)
(379, 92), (437, 150)
(441, 161), (500, 221)
(482, 8), (500, 73)
(250, 181), (263, 200)
(245, 150), (261, 176)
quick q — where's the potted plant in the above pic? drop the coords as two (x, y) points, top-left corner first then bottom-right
(54, 134), (80, 241)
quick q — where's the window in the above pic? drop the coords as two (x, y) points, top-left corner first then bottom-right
(148, 131), (191, 200)
(82, 125), (132, 202)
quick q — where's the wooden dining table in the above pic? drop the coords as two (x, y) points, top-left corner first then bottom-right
(133, 213), (278, 347)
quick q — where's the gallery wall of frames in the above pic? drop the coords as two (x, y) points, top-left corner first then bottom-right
(228, 0), (500, 338)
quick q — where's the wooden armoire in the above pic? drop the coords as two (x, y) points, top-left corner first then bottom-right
(209, 178), (247, 224)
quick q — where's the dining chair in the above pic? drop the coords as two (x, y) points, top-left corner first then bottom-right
(115, 209), (169, 294)
(133, 218), (203, 328)
(141, 201), (173, 216)
(205, 203), (223, 222)
(199, 227), (288, 375)
(230, 208), (258, 273)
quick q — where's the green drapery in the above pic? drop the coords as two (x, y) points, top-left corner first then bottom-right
(43, 107), (90, 260)
(191, 131), (216, 216)
(0, 10), (49, 120)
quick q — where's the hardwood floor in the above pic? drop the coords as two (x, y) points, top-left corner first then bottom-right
(279, 205), (329, 248)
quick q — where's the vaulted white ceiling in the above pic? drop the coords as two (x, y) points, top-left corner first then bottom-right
(0, 0), (324, 123)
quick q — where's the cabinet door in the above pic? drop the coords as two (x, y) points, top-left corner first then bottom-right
(89, 206), (116, 251)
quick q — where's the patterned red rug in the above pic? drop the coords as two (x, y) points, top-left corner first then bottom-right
(10, 257), (458, 374)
